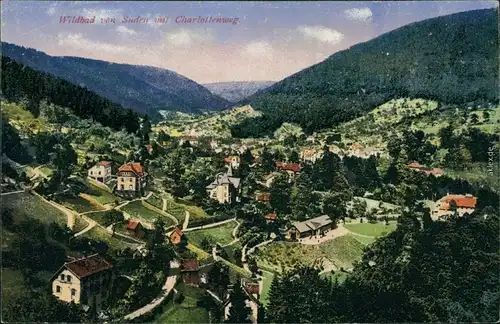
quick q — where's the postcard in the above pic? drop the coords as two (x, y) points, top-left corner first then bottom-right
(1, 1), (499, 323)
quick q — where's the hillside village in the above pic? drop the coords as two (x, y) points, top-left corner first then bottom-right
(1, 5), (499, 324)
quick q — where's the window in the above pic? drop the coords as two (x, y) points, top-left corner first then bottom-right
(71, 289), (76, 297)
(67, 275), (72, 282)
(121, 178), (124, 182)
(60, 274), (65, 280)
(129, 178), (133, 182)
(56, 285), (61, 293)
(98, 171), (101, 175)
(90, 171), (93, 175)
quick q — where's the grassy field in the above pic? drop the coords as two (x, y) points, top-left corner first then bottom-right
(122, 201), (174, 226)
(155, 283), (209, 323)
(146, 194), (164, 210)
(87, 184), (119, 205)
(165, 197), (209, 222)
(255, 235), (366, 274)
(185, 221), (237, 246)
(84, 211), (109, 226)
(81, 226), (136, 251)
(59, 196), (103, 213)
(1, 268), (25, 303)
(349, 233), (377, 246)
(3, 192), (67, 226)
(260, 271), (274, 306)
(343, 221), (397, 237)
(73, 215), (90, 233)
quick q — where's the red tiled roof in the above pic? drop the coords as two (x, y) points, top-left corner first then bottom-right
(264, 212), (277, 220)
(118, 162), (144, 176)
(97, 161), (112, 167)
(407, 162), (424, 169)
(181, 259), (200, 271)
(245, 283), (260, 294)
(423, 168), (443, 176)
(65, 254), (113, 279)
(256, 192), (270, 202)
(170, 227), (183, 238)
(277, 162), (302, 173)
(127, 220), (140, 230)
(439, 195), (477, 210)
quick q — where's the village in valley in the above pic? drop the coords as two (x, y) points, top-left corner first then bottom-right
(1, 2), (499, 324)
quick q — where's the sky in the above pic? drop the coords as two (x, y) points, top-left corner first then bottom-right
(1, 1), (497, 84)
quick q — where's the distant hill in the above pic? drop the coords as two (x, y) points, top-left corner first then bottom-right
(203, 81), (275, 103)
(232, 8), (499, 137)
(2, 42), (231, 118)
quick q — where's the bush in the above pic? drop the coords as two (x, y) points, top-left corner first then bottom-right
(173, 292), (185, 304)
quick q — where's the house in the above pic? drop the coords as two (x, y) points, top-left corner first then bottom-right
(126, 220), (145, 239)
(244, 282), (260, 299)
(181, 259), (201, 286)
(169, 227), (184, 245)
(88, 161), (112, 183)
(51, 254), (114, 312)
(262, 173), (277, 188)
(255, 192), (270, 202)
(300, 148), (322, 163)
(422, 168), (443, 177)
(286, 215), (333, 241)
(224, 156), (241, 169)
(433, 194), (477, 219)
(264, 212), (277, 224)
(116, 162), (147, 197)
(145, 145), (153, 154)
(276, 162), (302, 175)
(306, 135), (315, 143)
(206, 168), (241, 204)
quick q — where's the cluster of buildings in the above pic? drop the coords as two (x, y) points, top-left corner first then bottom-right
(88, 161), (147, 198)
(407, 162), (444, 177)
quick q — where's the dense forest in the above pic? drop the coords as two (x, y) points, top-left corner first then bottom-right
(266, 205), (500, 323)
(2, 42), (231, 117)
(232, 8), (499, 136)
(1, 56), (141, 133)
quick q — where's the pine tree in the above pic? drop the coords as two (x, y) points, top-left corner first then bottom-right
(225, 281), (252, 323)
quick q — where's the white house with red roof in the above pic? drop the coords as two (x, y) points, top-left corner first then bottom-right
(433, 193), (477, 219)
(88, 161), (112, 183)
(116, 162), (147, 197)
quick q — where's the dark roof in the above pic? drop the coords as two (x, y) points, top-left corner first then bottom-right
(245, 283), (260, 294)
(127, 220), (141, 230)
(291, 215), (332, 233)
(181, 259), (200, 271)
(64, 254), (113, 279)
(97, 161), (112, 167)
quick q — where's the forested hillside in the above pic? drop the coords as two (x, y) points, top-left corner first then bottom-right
(1, 56), (141, 133)
(2, 42), (231, 117)
(233, 8), (499, 136)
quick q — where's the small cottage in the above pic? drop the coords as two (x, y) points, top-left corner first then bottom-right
(286, 215), (333, 241)
(169, 227), (184, 245)
(126, 220), (145, 239)
(88, 161), (112, 183)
